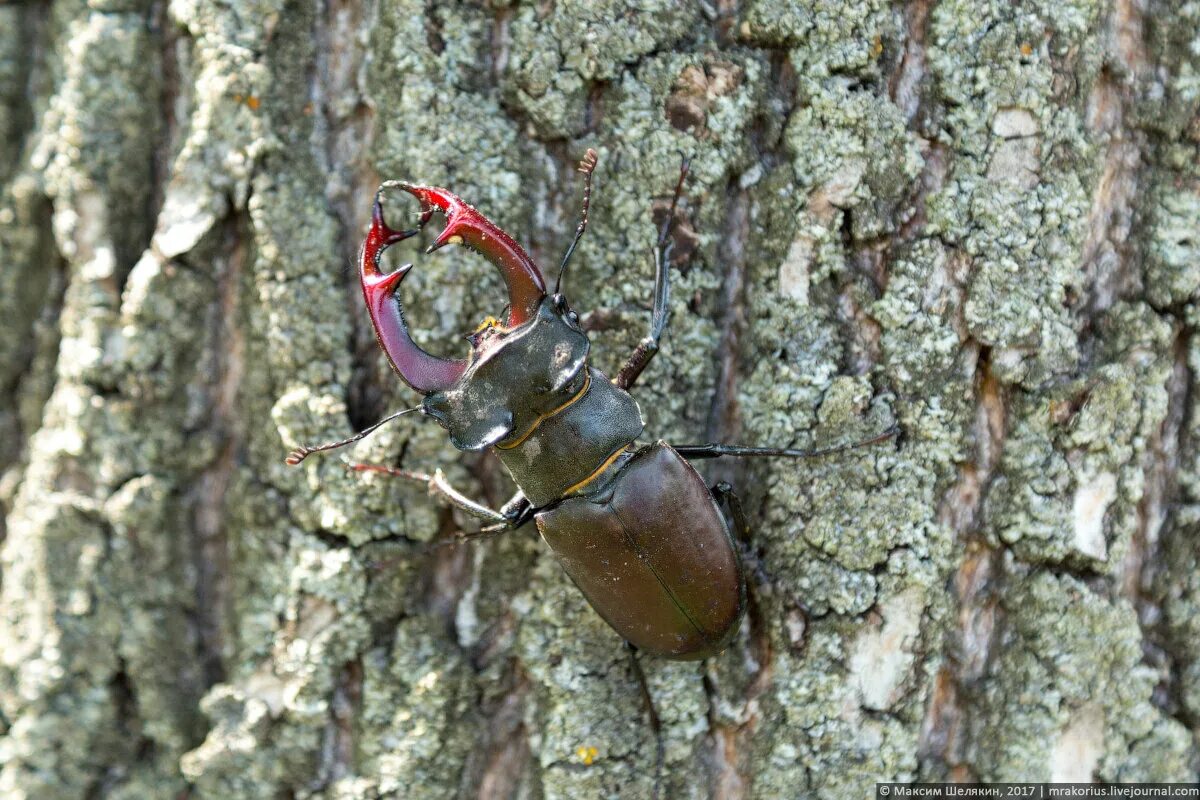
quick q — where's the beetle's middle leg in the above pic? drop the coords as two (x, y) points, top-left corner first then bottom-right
(709, 480), (794, 666)
(673, 424), (900, 461)
(614, 155), (690, 392)
(709, 481), (769, 589)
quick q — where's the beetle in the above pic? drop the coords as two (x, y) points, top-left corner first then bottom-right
(287, 150), (896, 660)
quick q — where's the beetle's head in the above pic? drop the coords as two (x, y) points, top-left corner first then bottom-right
(359, 181), (548, 394)
(360, 182), (590, 450)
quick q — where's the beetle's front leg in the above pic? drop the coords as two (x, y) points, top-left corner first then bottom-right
(436, 492), (533, 548)
(613, 242), (671, 391)
(615, 155), (689, 392)
(343, 461), (510, 526)
(498, 492), (534, 528)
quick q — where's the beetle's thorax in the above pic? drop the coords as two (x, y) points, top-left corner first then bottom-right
(492, 368), (642, 506)
(423, 297), (644, 507)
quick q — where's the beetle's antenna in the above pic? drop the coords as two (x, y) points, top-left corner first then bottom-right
(285, 406), (425, 465)
(553, 148), (599, 297)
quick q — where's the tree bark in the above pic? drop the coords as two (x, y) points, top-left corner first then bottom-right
(1, 0), (1198, 797)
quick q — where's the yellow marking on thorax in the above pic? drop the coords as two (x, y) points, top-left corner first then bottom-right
(561, 444), (630, 497)
(495, 371), (591, 450)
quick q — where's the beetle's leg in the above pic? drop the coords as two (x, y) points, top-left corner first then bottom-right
(709, 481), (769, 589)
(709, 482), (793, 664)
(342, 461), (509, 525)
(625, 642), (664, 800)
(432, 492), (533, 542)
(442, 521), (512, 545)
(553, 148), (599, 297)
(499, 492), (535, 528)
(674, 424), (900, 461)
(300, 490), (530, 575)
(431, 493), (533, 548)
(418, 493), (534, 553)
(614, 155), (690, 391)
(709, 481), (749, 542)
(285, 405), (426, 465)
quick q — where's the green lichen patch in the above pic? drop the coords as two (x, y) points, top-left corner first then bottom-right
(970, 571), (1191, 781)
(984, 304), (1174, 569)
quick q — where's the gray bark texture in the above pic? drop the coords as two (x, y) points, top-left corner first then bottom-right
(1, 0), (1198, 797)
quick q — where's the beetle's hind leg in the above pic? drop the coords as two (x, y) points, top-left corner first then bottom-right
(625, 642), (665, 800)
(614, 154), (690, 392)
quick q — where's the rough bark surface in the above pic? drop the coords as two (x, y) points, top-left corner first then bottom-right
(1, 0), (1198, 797)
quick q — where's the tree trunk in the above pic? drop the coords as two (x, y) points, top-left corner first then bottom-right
(1, 0), (1198, 797)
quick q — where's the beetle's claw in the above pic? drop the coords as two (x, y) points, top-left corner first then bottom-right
(376, 181), (546, 327)
(390, 184), (477, 257)
(358, 179), (547, 393)
(362, 188), (421, 298)
(362, 192), (423, 282)
(361, 260), (412, 300)
(371, 195), (419, 247)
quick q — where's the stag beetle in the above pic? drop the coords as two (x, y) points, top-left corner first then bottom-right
(287, 151), (896, 660)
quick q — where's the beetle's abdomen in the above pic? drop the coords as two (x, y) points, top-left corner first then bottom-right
(534, 442), (746, 660)
(494, 368), (643, 507)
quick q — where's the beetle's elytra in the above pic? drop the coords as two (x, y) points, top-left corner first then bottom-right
(288, 151), (896, 660)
